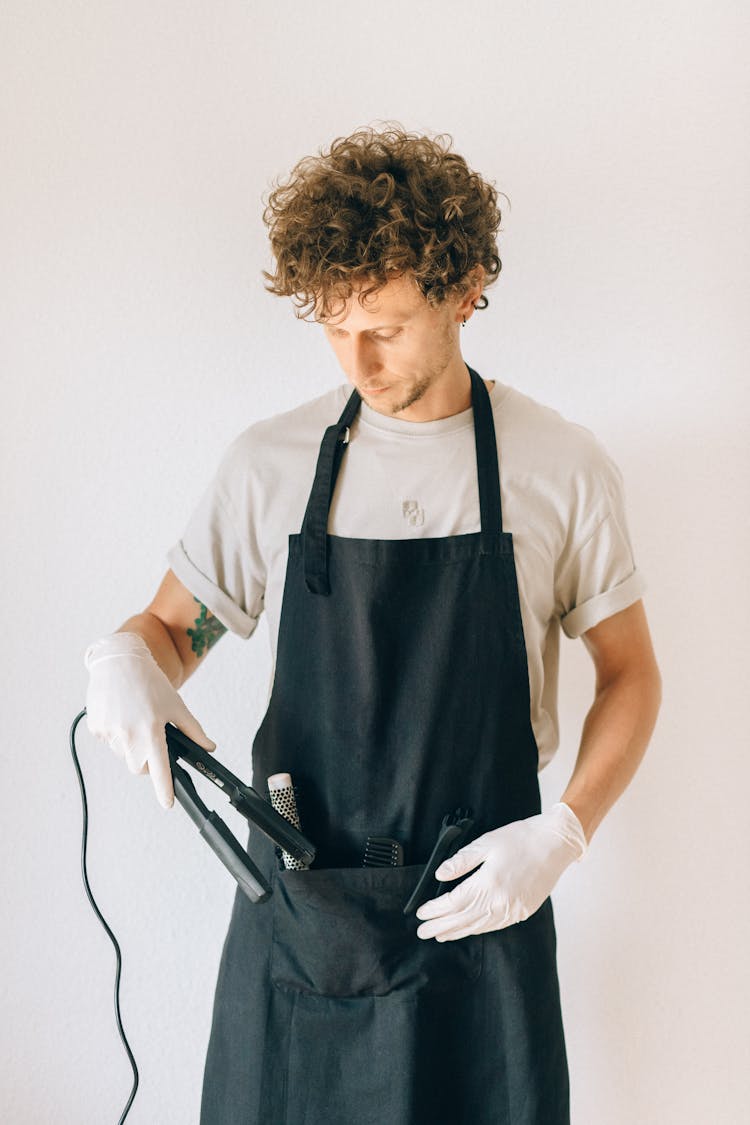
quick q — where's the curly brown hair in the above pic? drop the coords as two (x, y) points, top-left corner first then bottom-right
(261, 124), (506, 321)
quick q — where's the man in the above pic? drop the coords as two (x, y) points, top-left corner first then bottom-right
(84, 125), (662, 1124)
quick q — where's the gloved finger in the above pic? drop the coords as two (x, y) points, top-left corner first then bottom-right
(434, 922), (488, 940)
(415, 894), (459, 923)
(168, 700), (217, 752)
(415, 877), (478, 921)
(122, 733), (149, 774)
(108, 731), (127, 761)
(419, 895), (515, 940)
(437, 902), (515, 940)
(147, 727), (175, 809)
(434, 840), (488, 882)
(123, 737), (148, 775)
(417, 907), (488, 941)
(86, 713), (105, 743)
(89, 717), (121, 755)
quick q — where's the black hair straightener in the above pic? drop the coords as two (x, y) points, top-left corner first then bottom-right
(163, 722), (316, 903)
(69, 710), (316, 1122)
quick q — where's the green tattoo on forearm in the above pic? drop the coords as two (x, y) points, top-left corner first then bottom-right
(187, 598), (228, 657)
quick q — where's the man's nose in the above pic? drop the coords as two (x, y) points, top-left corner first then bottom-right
(350, 335), (382, 380)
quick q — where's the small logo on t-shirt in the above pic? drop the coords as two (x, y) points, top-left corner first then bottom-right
(402, 500), (424, 527)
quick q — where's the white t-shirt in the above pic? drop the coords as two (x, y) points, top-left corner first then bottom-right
(167, 378), (647, 771)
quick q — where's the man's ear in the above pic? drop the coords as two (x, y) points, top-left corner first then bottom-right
(458, 265), (486, 322)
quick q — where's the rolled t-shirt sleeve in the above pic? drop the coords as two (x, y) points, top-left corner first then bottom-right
(166, 442), (265, 640)
(556, 444), (647, 640)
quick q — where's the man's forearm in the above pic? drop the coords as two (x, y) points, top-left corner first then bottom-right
(559, 668), (662, 845)
(116, 612), (185, 689)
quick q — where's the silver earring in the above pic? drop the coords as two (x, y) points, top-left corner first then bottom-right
(461, 316), (467, 327)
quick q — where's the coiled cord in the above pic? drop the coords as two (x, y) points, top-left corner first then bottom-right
(69, 709), (139, 1123)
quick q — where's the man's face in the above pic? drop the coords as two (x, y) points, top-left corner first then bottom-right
(315, 273), (464, 417)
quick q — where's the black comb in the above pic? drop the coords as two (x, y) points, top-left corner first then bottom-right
(363, 836), (404, 867)
(402, 807), (474, 914)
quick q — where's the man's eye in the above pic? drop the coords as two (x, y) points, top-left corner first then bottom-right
(325, 328), (402, 342)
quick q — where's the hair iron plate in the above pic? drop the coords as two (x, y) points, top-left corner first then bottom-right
(164, 723), (316, 903)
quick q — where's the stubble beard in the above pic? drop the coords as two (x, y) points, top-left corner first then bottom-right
(388, 370), (437, 415)
(387, 329), (455, 417)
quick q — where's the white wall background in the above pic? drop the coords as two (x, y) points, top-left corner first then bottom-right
(2, 2), (748, 1122)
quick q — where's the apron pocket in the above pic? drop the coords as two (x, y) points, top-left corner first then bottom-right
(270, 863), (483, 999)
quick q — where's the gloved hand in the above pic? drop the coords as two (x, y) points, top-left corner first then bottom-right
(84, 631), (217, 810)
(415, 802), (587, 941)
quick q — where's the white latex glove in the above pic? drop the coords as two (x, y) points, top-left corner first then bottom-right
(84, 631), (216, 809)
(415, 802), (587, 941)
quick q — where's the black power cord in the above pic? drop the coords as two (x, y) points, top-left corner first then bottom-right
(69, 709), (138, 1124)
(69, 708), (317, 1121)
(68, 709), (317, 1122)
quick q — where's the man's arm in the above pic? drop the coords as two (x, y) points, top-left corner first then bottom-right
(116, 569), (228, 691)
(559, 598), (662, 844)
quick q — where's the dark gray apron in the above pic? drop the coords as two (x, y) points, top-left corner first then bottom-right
(200, 366), (569, 1124)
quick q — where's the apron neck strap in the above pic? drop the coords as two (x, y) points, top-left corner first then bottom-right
(469, 365), (503, 540)
(303, 365), (503, 594)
